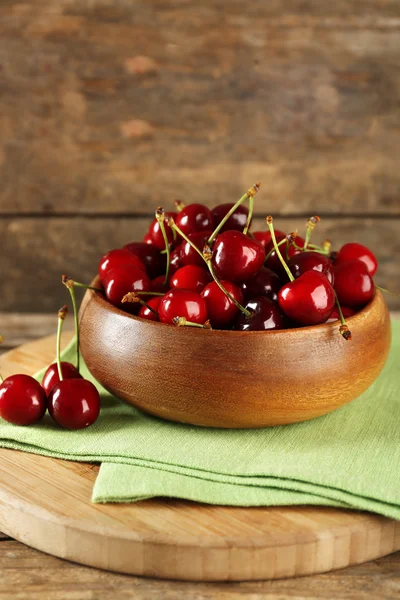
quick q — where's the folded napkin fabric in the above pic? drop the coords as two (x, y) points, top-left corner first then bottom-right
(0, 322), (398, 518)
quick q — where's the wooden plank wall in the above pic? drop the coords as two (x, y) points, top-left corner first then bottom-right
(0, 0), (399, 312)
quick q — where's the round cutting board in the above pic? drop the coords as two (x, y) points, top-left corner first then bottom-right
(0, 335), (399, 582)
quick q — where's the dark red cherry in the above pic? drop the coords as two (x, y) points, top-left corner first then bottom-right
(175, 204), (214, 236)
(42, 362), (82, 395)
(334, 260), (374, 309)
(235, 297), (288, 331)
(326, 306), (355, 323)
(170, 265), (212, 294)
(123, 242), (166, 278)
(211, 203), (249, 232)
(103, 266), (151, 309)
(138, 297), (161, 322)
(0, 375), (47, 425)
(278, 271), (335, 325)
(98, 249), (145, 284)
(170, 246), (182, 275)
(158, 289), (208, 325)
(151, 275), (170, 293)
(252, 229), (285, 249)
(180, 231), (212, 267)
(265, 234), (305, 275)
(335, 242), (378, 277)
(201, 280), (244, 328)
(146, 211), (177, 250)
(287, 251), (334, 285)
(212, 231), (265, 283)
(48, 379), (100, 430)
(143, 232), (153, 245)
(241, 266), (282, 303)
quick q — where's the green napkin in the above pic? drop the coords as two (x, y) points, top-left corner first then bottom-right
(0, 321), (398, 518)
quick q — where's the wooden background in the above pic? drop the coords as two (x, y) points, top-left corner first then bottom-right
(1, 0), (400, 313)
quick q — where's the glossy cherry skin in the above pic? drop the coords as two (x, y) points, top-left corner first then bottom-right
(212, 231), (265, 283)
(175, 204), (214, 236)
(103, 266), (151, 310)
(334, 260), (375, 309)
(146, 211), (177, 250)
(252, 229), (285, 249)
(42, 362), (82, 395)
(0, 375), (47, 425)
(180, 231), (212, 267)
(98, 249), (145, 284)
(201, 280), (244, 328)
(158, 289), (208, 325)
(123, 242), (166, 278)
(265, 234), (305, 276)
(138, 297), (161, 322)
(211, 203), (249, 233)
(151, 275), (170, 294)
(170, 265), (212, 294)
(335, 242), (378, 277)
(287, 251), (334, 285)
(48, 379), (100, 430)
(241, 266), (282, 303)
(326, 306), (355, 323)
(278, 271), (335, 326)
(235, 297), (288, 331)
(169, 246), (182, 275)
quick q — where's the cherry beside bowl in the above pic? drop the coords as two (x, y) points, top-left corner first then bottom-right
(79, 278), (391, 428)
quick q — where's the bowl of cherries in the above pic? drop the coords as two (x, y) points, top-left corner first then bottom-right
(75, 182), (391, 428)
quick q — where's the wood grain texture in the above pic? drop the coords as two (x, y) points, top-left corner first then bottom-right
(0, 335), (399, 582)
(0, 1), (400, 214)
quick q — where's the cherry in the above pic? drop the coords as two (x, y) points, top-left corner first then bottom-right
(212, 231), (265, 282)
(170, 265), (212, 294)
(241, 266), (282, 303)
(252, 229), (285, 248)
(143, 232), (153, 245)
(235, 297), (288, 331)
(175, 204), (214, 236)
(279, 271), (335, 326)
(158, 289), (208, 325)
(326, 305), (355, 323)
(103, 266), (151, 310)
(287, 251), (334, 285)
(201, 280), (244, 328)
(123, 242), (166, 278)
(334, 260), (375, 309)
(146, 211), (177, 250)
(335, 242), (378, 277)
(98, 249), (145, 284)
(265, 234), (305, 275)
(48, 379), (100, 430)
(0, 374), (47, 426)
(180, 231), (212, 267)
(42, 362), (81, 395)
(211, 203), (249, 233)
(151, 274), (170, 293)
(170, 246), (182, 274)
(138, 296), (161, 321)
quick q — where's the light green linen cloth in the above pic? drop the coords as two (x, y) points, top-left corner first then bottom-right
(0, 322), (398, 517)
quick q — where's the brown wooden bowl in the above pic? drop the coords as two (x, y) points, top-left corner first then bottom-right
(79, 278), (391, 428)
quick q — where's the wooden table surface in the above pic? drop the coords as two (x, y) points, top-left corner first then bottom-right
(0, 313), (399, 600)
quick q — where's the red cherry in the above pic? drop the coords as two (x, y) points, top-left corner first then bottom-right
(201, 280), (244, 328)
(123, 242), (166, 278)
(212, 231), (265, 282)
(151, 275), (170, 293)
(158, 289), (208, 325)
(143, 233), (153, 245)
(98, 249), (145, 284)
(175, 204), (214, 236)
(211, 203), (249, 233)
(287, 251), (334, 285)
(334, 260), (375, 309)
(265, 234), (305, 275)
(335, 242), (378, 277)
(241, 266), (282, 303)
(103, 266), (151, 309)
(42, 361), (82, 395)
(326, 306), (355, 323)
(180, 231), (212, 267)
(170, 245), (182, 275)
(48, 379), (100, 430)
(278, 271), (335, 325)
(235, 297), (288, 331)
(138, 297), (161, 322)
(0, 375), (47, 425)
(252, 229), (285, 248)
(170, 265), (212, 294)
(146, 211), (177, 250)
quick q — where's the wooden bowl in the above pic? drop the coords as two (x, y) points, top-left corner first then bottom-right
(79, 279), (391, 428)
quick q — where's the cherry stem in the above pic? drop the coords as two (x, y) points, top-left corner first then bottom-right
(376, 286), (400, 297)
(243, 195), (253, 235)
(56, 305), (68, 381)
(0, 335), (4, 384)
(121, 293), (158, 315)
(62, 276), (81, 370)
(174, 199), (185, 212)
(335, 293), (352, 341)
(266, 216), (294, 282)
(135, 291), (165, 296)
(169, 219), (205, 261)
(156, 207), (171, 284)
(205, 257), (252, 318)
(304, 216), (320, 250)
(264, 237), (288, 263)
(208, 181), (261, 245)
(173, 317), (212, 329)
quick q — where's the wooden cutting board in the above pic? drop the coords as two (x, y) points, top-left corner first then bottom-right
(0, 335), (399, 582)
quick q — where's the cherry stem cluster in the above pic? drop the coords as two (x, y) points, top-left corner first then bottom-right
(56, 305), (68, 381)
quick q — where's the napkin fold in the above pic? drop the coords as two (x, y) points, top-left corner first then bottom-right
(0, 322), (398, 518)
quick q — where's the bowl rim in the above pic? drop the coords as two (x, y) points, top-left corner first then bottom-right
(83, 275), (382, 337)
